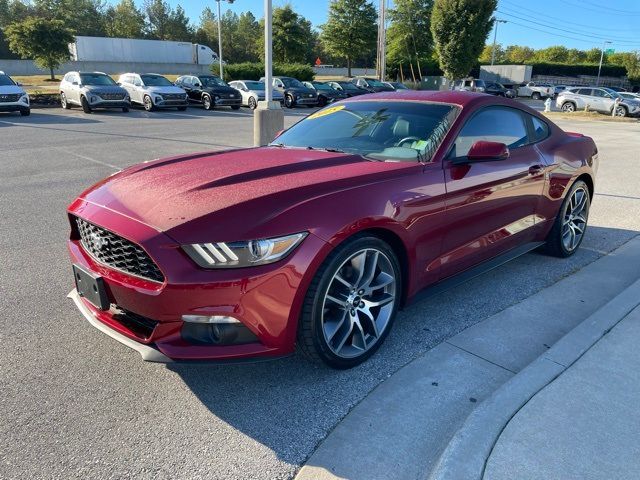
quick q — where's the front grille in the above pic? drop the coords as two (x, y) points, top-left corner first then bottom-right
(112, 307), (158, 339)
(99, 93), (126, 101)
(162, 93), (186, 101)
(76, 217), (165, 283)
(0, 93), (21, 102)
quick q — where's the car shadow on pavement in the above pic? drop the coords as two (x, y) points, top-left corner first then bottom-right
(167, 225), (639, 467)
(0, 111), (103, 125)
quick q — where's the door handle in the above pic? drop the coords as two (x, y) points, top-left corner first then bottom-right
(529, 164), (545, 176)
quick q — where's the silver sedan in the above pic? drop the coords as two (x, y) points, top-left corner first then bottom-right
(229, 80), (284, 109)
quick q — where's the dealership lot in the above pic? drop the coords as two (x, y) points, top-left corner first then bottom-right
(1, 108), (639, 479)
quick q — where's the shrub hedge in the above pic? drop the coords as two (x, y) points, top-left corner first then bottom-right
(217, 62), (315, 82)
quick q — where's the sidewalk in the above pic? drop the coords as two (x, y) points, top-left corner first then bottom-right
(297, 236), (640, 480)
(484, 304), (640, 480)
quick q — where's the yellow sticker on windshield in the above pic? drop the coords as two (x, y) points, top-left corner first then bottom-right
(308, 105), (345, 120)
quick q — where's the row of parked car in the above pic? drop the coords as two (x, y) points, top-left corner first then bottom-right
(0, 70), (414, 116)
(556, 86), (640, 117)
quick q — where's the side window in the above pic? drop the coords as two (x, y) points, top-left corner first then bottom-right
(578, 88), (592, 96)
(531, 116), (550, 143)
(183, 77), (192, 86)
(592, 89), (605, 98)
(451, 107), (529, 158)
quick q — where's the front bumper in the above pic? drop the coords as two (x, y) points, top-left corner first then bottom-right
(0, 98), (29, 112)
(295, 97), (319, 105)
(89, 99), (130, 109)
(214, 97), (242, 106)
(66, 200), (330, 362)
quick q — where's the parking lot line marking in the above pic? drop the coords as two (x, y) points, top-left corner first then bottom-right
(61, 149), (121, 171)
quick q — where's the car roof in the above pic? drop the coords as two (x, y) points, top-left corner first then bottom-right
(341, 90), (552, 113)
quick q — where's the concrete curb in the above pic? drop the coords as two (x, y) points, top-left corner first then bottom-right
(427, 277), (640, 480)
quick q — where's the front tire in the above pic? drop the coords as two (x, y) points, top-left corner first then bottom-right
(231, 105), (241, 110)
(203, 94), (213, 110)
(318, 95), (328, 107)
(561, 102), (576, 112)
(248, 96), (258, 110)
(543, 180), (590, 257)
(532, 92), (541, 100)
(143, 95), (155, 112)
(122, 106), (129, 113)
(80, 96), (92, 113)
(177, 106), (187, 111)
(60, 92), (71, 109)
(614, 105), (627, 117)
(284, 94), (295, 109)
(20, 108), (30, 116)
(298, 235), (402, 369)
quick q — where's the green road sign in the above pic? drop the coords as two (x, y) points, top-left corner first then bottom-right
(606, 48), (615, 55)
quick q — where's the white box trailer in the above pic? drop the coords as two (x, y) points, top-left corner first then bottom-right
(479, 65), (533, 86)
(69, 36), (219, 65)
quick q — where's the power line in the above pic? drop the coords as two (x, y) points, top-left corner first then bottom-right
(500, 1), (640, 33)
(581, 0), (640, 14)
(497, 10), (640, 45)
(557, 0), (640, 16)
(498, 19), (640, 47)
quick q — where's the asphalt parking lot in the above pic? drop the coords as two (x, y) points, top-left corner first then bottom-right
(1, 106), (639, 480)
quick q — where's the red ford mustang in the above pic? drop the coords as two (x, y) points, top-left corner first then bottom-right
(67, 91), (597, 368)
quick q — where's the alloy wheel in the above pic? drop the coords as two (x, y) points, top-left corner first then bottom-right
(144, 96), (153, 111)
(321, 248), (396, 359)
(249, 97), (257, 109)
(60, 93), (68, 109)
(561, 186), (589, 252)
(614, 106), (627, 117)
(562, 102), (575, 112)
(203, 95), (212, 110)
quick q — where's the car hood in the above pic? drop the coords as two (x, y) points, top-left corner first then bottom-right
(0, 85), (26, 95)
(287, 87), (316, 96)
(204, 85), (238, 95)
(143, 85), (186, 95)
(320, 90), (346, 98)
(79, 147), (413, 241)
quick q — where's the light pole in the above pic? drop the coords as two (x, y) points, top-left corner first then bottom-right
(597, 40), (612, 86)
(215, 0), (235, 79)
(490, 19), (507, 66)
(376, 0), (387, 81)
(253, 0), (283, 147)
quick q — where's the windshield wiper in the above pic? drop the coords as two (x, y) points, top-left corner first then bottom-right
(306, 146), (346, 153)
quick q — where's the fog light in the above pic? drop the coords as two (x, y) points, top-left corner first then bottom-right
(182, 314), (240, 324)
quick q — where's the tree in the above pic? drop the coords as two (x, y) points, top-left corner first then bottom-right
(4, 17), (74, 79)
(165, 5), (192, 41)
(0, 0), (35, 58)
(387, 0), (434, 76)
(504, 45), (535, 63)
(430, 0), (496, 79)
(534, 45), (569, 63)
(257, 6), (313, 64)
(34, 0), (107, 36)
(235, 11), (260, 63)
(105, 0), (145, 38)
(584, 48), (602, 64)
(321, 0), (377, 76)
(479, 43), (504, 64)
(145, 0), (171, 39)
(194, 6), (216, 47)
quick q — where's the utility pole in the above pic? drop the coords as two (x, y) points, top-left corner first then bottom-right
(377, 0), (387, 81)
(597, 40), (612, 86)
(215, 0), (235, 79)
(490, 19), (507, 65)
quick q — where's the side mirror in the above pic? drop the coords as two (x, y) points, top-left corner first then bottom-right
(466, 141), (510, 162)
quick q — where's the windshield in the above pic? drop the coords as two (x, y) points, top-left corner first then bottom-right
(0, 74), (16, 86)
(140, 74), (173, 86)
(199, 76), (227, 87)
(314, 83), (333, 91)
(394, 83), (409, 89)
(281, 78), (304, 88)
(80, 73), (117, 86)
(364, 79), (385, 87)
(272, 101), (458, 163)
(602, 88), (621, 98)
(340, 82), (361, 91)
(245, 81), (265, 90)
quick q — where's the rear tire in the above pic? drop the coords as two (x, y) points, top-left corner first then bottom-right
(532, 92), (541, 100)
(20, 109), (30, 116)
(284, 94), (295, 109)
(122, 107), (129, 113)
(81, 96), (92, 113)
(543, 180), (590, 258)
(561, 102), (576, 112)
(231, 105), (241, 110)
(248, 96), (258, 110)
(614, 105), (628, 117)
(297, 235), (402, 369)
(177, 106), (187, 111)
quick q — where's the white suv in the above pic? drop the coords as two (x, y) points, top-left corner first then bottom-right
(556, 87), (640, 117)
(0, 71), (30, 116)
(60, 71), (130, 113)
(117, 73), (188, 111)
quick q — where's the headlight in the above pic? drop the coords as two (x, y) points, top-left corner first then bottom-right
(90, 96), (98, 103)
(183, 232), (307, 269)
(20, 94), (29, 104)
(155, 96), (163, 103)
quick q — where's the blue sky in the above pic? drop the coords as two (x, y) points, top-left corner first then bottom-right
(126, 0), (640, 52)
